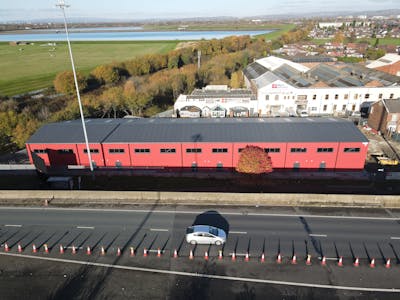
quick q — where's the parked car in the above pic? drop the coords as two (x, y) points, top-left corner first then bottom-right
(185, 225), (227, 245)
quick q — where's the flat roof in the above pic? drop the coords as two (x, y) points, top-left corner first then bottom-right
(28, 118), (368, 144)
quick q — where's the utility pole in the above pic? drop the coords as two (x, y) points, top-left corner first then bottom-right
(197, 50), (201, 70)
(56, 0), (94, 171)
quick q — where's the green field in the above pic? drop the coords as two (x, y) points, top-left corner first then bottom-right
(256, 23), (296, 40)
(0, 41), (178, 96)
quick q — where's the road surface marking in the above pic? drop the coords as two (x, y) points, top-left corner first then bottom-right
(3, 207), (398, 221)
(390, 237), (400, 240)
(309, 234), (327, 237)
(76, 226), (94, 229)
(150, 228), (168, 232)
(230, 231), (247, 234)
(4, 224), (22, 227)
(0, 252), (399, 293)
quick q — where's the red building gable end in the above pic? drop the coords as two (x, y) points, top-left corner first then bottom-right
(26, 118), (369, 171)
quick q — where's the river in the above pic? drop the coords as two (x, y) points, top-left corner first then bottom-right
(0, 29), (272, 42)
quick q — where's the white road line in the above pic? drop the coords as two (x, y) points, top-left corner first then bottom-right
(150, 228), (168, 232)
(0, 252), (399, 293)
(1, 207), (398, 221)
(230, 231), (247, 234)
(76, 226), (94, 229)
(309, 234), (327, 237)
(4, 224), (22, 227)
(390, 237), (400, 240)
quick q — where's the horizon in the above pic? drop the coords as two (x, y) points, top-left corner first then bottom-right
(1, 0), (399, 23)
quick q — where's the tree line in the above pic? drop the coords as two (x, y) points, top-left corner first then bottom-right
(0, 26), (306, 152)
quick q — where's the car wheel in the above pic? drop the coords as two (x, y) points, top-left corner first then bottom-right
(190, 240), (197, 245)
(215, 240), (222, 246)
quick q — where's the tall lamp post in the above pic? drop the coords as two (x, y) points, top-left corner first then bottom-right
(56, 0), (94, 171)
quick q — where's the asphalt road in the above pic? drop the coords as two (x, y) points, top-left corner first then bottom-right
(1, 206), (400, 299)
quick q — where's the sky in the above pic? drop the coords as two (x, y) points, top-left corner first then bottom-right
(1, 0), (399, 22)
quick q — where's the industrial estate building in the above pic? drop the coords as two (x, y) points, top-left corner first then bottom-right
(174, 56), (400, 118)
(26, 118), (368, 170)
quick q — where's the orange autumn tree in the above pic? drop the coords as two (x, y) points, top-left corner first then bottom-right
(236, 145), (273, 174)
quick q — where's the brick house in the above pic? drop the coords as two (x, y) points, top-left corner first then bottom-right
(368, 99), (400, 135)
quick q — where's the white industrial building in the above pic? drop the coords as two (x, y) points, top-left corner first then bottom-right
(243, 56), (400, 117)
(174, 56), (400, 118)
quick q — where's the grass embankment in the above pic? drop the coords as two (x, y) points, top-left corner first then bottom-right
(0, 41), (178, 96)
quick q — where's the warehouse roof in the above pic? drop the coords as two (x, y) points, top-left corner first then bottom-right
(244, 56), (400, 89)
(27, 117), (368, 144)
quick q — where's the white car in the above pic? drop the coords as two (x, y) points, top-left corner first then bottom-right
(185, 225), (227, 245)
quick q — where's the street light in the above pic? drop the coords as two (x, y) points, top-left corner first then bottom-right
(56, 0), (94, 171)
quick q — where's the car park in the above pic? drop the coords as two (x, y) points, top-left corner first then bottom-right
(185, 225), (227, 245)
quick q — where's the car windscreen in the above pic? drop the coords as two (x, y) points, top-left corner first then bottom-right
(186, 227), (194, 234)
(209, 227), (218, 236)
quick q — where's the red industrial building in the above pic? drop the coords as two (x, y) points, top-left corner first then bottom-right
(26, 118), (369, 170)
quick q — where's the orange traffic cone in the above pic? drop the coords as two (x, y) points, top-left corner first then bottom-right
(44, 244), (49, 254)
(218, 250), (223, 260)
(260, 253), (265, 263)
(130, 247), (135, 257)
(231, 252), (236, 261)
(157, 248), (161, 257)
(353, 257), (359, 267)
(204, 251), (209, 260)
(4, 243), (9, 252)
(101, 246), (106, 256)
(245, 252), (250, 262)
(385, 258), (391, 269)
(321, 256), (327, 266)
(17, 244), (22, 253)
(117, 247), (121, 256)
(277, 253), (282, 264)
(291, 254), (297, 265)
(306, 254), (312, 266)
(59, 245), (64, 254)
(86, 246), (91, 255)
(143, 248), (148, 257)
(370, 258), (375, 268)
(173, 249), (178, 258)
(338, 256), (343, 267)
(72, 245), (76, 254)
(189, 249), (194, 260)
(32, 244), (37, 253)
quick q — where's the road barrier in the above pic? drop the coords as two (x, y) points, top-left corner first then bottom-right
(277, 253), (282, 264)
(370, 258), (375, 268)
(338, 256), (343, 267)
(291, 254), (297, 265)
(1, 190), (400, 208)
(306, 254), (312, 266)
(353, 257), (360, 267)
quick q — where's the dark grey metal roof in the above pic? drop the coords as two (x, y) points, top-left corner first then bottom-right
(27, 119), (125, 144)
(27, 118), (369, 144)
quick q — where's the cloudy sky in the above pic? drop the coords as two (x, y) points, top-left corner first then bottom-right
(1, 0), (398, 22)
